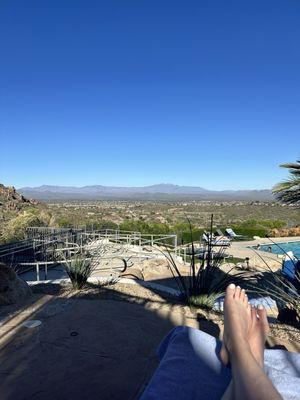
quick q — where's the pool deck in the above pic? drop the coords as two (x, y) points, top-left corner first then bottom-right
(229, 236), (300, 271)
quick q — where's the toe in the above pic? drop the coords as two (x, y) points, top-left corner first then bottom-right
(234, 285), (242, 300)
(257, 304), (270, 333)
(251, 306), (258, 321)
(247, 303), (251, 314)
(226, 283), (236, 299)
(241, 289), (246, 302)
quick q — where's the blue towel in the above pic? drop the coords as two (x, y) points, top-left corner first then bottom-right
(140, 327), (300, 400)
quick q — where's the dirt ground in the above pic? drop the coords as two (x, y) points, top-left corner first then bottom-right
(0, 282), (299, 400)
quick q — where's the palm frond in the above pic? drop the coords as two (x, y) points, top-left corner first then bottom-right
(272, 160), (300, 206)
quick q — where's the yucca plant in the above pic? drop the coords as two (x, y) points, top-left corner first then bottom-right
(162, 215), (248, 309)
(64, 255), (93, 289)
(189, 293), (221, 310)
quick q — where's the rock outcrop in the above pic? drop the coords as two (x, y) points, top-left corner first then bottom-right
(270, 226), (300, 237)
(0, 263), (32, 305)
(0, 184), (37, 212)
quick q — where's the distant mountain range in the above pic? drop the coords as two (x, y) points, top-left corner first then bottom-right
(18, 184), (274, 201)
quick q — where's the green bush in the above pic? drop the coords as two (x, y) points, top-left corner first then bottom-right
(120, 220), (170, 234)
(1, 210), (44, 243)
(57, 217), (72, 228)
(231, 226), (269, 238)
(86, 221), (118, 231)
(232, 225), (269, 238)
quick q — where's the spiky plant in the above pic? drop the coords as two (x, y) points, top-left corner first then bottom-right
(161, 215), (248, 310)
(64, 255), (93, 289)
(272, 159), (300, 206)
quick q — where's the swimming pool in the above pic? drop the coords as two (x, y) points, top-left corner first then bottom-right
(256, 241), (300, 259)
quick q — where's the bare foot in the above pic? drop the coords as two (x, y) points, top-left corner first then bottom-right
(220, 284), (270, 368)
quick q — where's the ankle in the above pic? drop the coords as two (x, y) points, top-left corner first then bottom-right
(230, 338), (252, 358)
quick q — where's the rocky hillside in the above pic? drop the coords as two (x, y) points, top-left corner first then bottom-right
(0, 184), (37, 214)
(0, 184), (40, 243)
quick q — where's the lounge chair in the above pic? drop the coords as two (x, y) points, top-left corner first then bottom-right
(214, 229), (224, 237)
(225, 228), (244, 239)
(202, 233), (231, 247)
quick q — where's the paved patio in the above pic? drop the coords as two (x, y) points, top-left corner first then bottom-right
(0, 292), (199, 400)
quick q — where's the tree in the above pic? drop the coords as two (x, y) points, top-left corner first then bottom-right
(272, 159), (300, 206)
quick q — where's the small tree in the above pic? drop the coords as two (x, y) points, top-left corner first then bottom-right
(273, 160), (300, 206)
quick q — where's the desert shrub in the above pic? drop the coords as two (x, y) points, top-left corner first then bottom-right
(120, 220), (170, 234)
(86, 221), (118, 231)
(163, 216), (248, 309)
(1, 210), (44, 243)
(226, 219), (286, 239)
(57, 217), (72, 228)
(64, 256), (93, 289)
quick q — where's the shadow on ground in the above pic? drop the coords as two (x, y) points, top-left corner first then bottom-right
(0, 278), (222, 400)
(2, 266), (298, 400)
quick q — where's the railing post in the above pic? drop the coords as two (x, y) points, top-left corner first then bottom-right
(139, 235), (142, 264)
(36, 263), (40, 281)
(45, 263), (47, 280)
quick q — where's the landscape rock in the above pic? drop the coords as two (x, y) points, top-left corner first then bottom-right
(0, 263), (32, 305)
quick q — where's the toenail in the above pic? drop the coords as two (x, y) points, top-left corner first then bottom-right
(236, 285), (241, 289)
(258, 304), (264, 310)
(229, 283), (235, 289)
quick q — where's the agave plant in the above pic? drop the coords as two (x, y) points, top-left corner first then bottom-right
(272, 159), (300, 206)
(162, 215), (248, 309)
(64, 255), (93, 289)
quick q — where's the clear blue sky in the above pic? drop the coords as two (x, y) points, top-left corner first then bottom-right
(1, 0), (299, 190)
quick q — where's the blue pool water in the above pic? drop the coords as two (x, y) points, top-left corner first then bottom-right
(258, 241), (300, 259)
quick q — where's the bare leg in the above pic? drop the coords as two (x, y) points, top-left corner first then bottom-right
(221, 284), (282, 400)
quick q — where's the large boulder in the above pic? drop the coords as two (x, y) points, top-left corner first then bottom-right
(0, 262), (32, 305)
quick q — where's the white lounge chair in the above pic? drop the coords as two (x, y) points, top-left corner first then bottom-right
(225, 228), (243, 239)
(202, 233), (231, 247)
